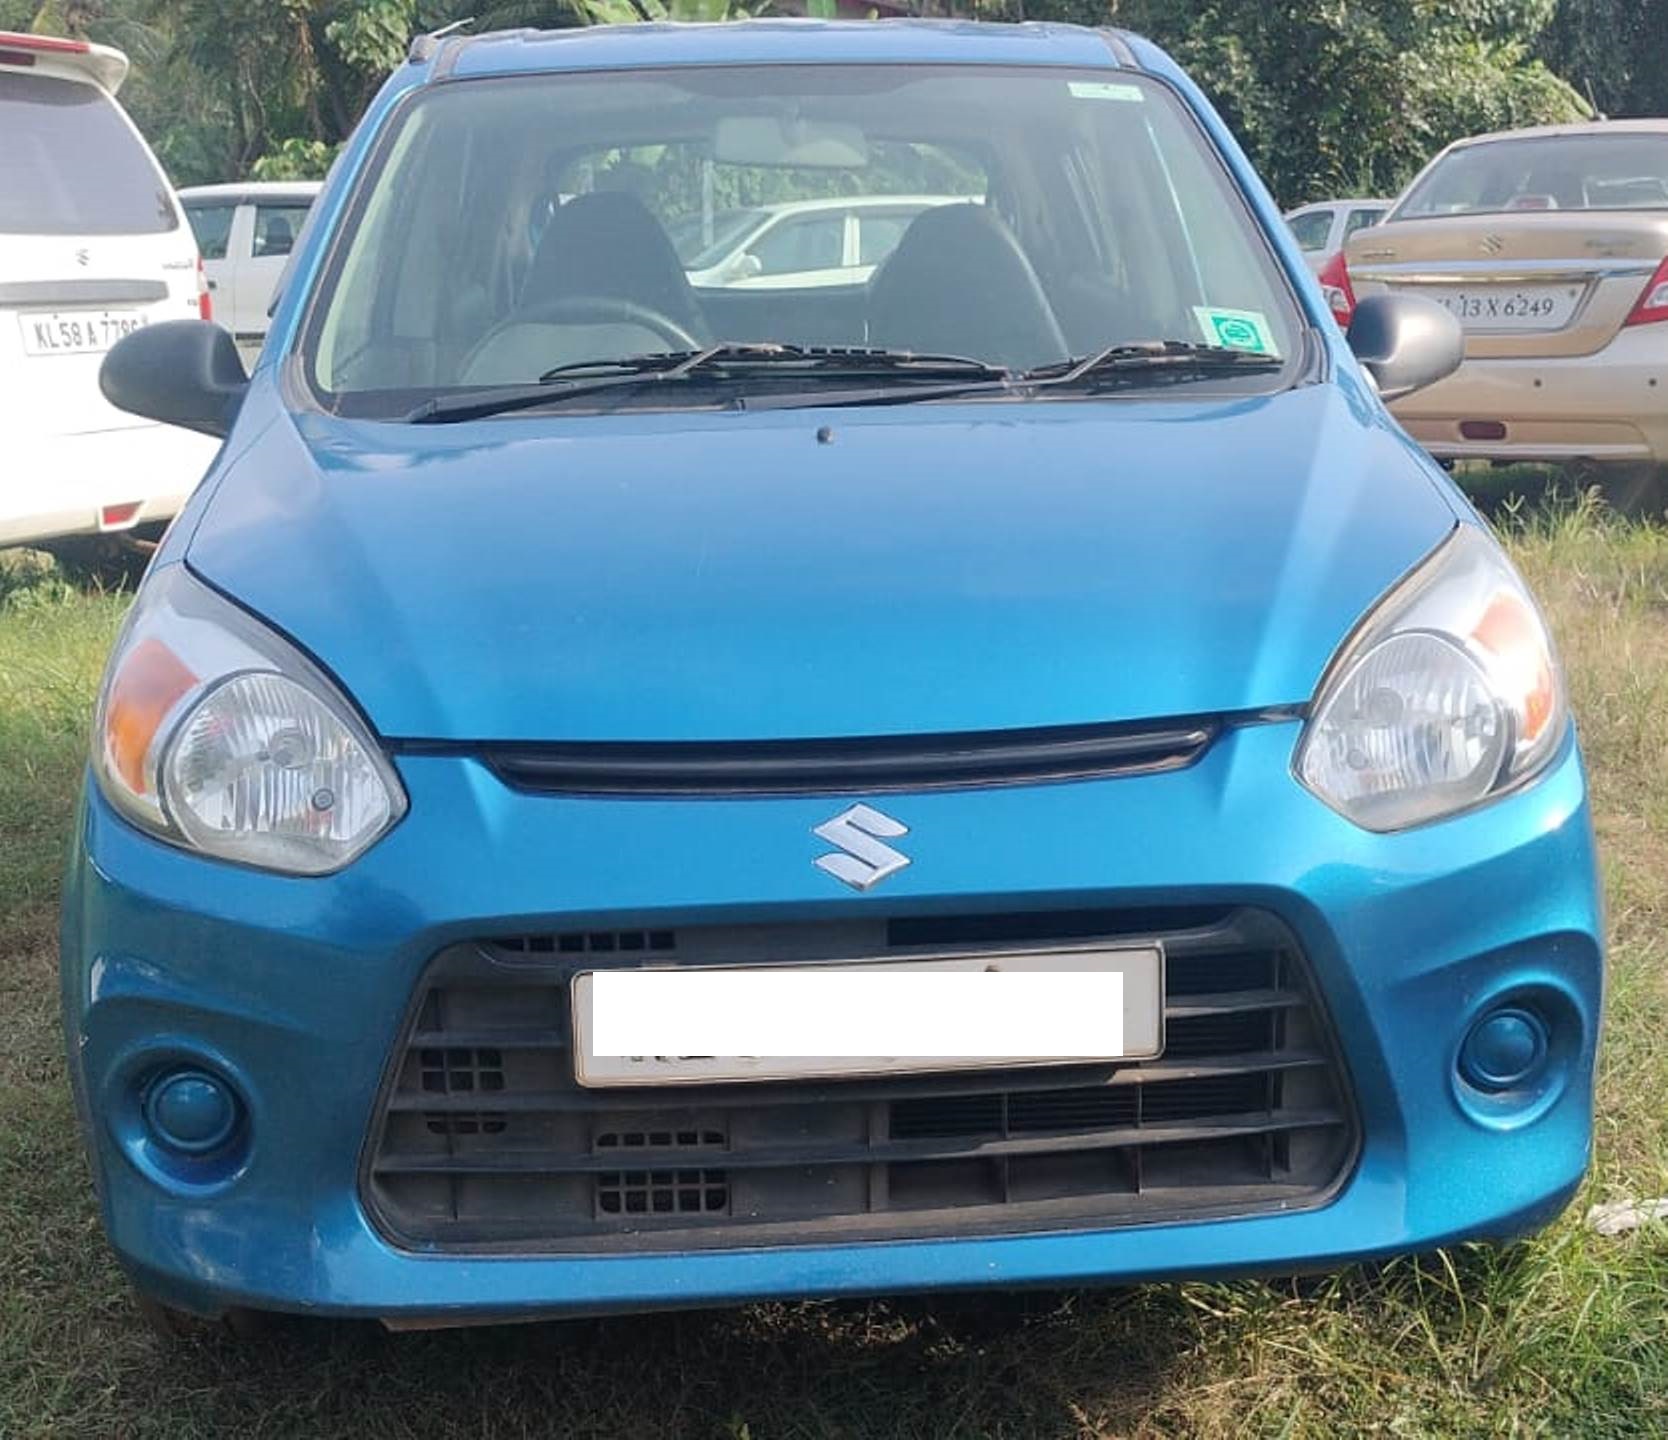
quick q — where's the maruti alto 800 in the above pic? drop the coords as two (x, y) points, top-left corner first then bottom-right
(64, 19), (1602, 1336)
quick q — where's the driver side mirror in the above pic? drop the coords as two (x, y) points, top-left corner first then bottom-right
(100, 319), (249, 439)
(1346, 293), (1464, 401)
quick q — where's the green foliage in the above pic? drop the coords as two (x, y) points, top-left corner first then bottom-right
(10, 0), (1616, 210)
(250, 136), (342, 180)
(1112, 0), (1589, 207)
(1539, 0), (1668, 120)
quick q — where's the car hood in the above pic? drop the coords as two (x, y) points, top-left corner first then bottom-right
(187, 386), (1455, 742)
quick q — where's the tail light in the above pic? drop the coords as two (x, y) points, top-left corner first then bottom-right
(1624, 255), (1668, 327)
(196, 255), (212, 322)
(1317, 251), (1356, 330)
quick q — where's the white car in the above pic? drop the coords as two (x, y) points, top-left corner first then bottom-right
(180, 181), (321, 364)
(0, 31), (218, 550)
(671, 195), (979, 289)
(1284, 198), (1390, 273)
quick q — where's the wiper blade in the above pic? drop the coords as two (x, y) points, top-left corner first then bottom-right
(1022, 340), (1285, 390)
(405, 344), (1012, 423)
(541, 342), (1010, 384)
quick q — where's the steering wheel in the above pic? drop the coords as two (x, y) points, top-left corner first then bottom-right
(509, 295), (705, 352)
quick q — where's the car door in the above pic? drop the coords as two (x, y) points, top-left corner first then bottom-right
(732, 210), (849, 289)
(1286, 206), (1336, 272)
(232, 200), (310, 353)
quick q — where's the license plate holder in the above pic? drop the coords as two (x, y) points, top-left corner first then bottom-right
(18, 309), (149, 357)
(572, 944), (1164, 1088)
(1407, 282), (1582, 332)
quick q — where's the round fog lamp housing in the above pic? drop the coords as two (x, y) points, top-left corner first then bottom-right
(1459, 1007), (1548, 1092)
(143, 1068), (240, 1155)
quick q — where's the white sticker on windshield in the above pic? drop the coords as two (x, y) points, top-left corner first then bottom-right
(1193, 306), (1280, 357)
(1068, 81), (1145, 103)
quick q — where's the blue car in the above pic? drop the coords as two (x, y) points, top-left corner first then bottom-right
(68, 19), (1602, 1335)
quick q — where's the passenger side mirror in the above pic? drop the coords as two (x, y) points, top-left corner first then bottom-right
(729, 253), (764, 282)
(1346, 293), (1464, 402)
(100, 319), (249, 439)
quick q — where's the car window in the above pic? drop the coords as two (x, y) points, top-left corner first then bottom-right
(185, 202), (237, 260)
(747, 213), (845, 275)
(1342, 207), (1384, 239)
(308, 66), (1302, 412)
(1398, 133), (1668, 217)
(669, 208), (768, 269)
(858, 211), (915, 266)
(0, 72), (177, 235)
(1287, 210), (1333, 252)
(253, 203), (311, 258)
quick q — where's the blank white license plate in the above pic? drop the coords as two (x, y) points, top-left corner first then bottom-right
(1413, 283), (1582, 331)
(572, 945), (1164, 1087)
(19, 309), (148, 356)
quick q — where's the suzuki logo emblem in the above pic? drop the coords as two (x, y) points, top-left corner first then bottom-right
(74, 248), (89, 267)
(1480, 234), (1505, 255)
(813, 804), (911, 891)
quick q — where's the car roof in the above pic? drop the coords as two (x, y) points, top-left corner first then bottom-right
(178, 181), (323, 203)
(1447, 119), (1668, 150)
(1287, 199), (1389, 213)
(430, 19), (1132, 81)
(0, 30), (128, 92)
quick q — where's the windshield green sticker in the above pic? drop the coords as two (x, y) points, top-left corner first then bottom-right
(1068, 81), (1145, 102)
(1193, 306), (1280, 357)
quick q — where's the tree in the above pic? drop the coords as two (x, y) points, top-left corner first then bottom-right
(1538, 0), (1668, 119)
(1111, 0), (1589, 206)
(18, 0), (1598, 200)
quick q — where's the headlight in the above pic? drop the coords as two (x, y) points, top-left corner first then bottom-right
(93, 565), (406, 874)
(1296, 523), (1566, 831)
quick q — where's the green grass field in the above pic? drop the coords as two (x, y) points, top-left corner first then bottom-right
(2, 502), (1666, 1439)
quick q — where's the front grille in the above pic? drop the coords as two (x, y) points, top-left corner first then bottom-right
(469, 718), (1219, 796)
(363, 908), (1357, 1252)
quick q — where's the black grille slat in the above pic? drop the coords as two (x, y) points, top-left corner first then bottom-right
(364, 907), (1357, 1252)
(384, 1049), (1335, 1116)
(476, 721), (1218, 797)
(372, 1109), (1344, 1177)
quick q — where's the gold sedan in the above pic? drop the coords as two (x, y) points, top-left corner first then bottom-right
(1321, 120), (1668, 472)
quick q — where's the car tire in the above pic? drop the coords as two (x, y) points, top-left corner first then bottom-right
(133, 1291), (277, 1344)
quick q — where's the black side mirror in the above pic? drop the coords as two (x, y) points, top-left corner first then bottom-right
(1346, 293), (1464, 402)
(100, 319), (248, 438)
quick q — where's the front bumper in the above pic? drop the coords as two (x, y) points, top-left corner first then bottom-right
(1391, 326), (1668, 464)
(60, 720), (1602, 1323)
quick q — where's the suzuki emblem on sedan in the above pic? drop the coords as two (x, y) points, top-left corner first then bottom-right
(813, 804), (911, 891)
(74, 248), (89, 267)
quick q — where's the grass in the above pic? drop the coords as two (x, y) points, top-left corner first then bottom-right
(2, 490), (1667, 1438)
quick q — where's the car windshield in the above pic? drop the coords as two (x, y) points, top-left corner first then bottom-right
(306, 65), (1301, 416)
(1397, 132), (1668, 218)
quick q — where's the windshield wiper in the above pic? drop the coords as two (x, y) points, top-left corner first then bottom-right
(405, 344), (1011, 423)
(540, 343), (1009, 384)
(1021, 340), (1285, 391)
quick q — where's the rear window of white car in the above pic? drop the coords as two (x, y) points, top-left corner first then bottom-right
(0, 72), (177, 235)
